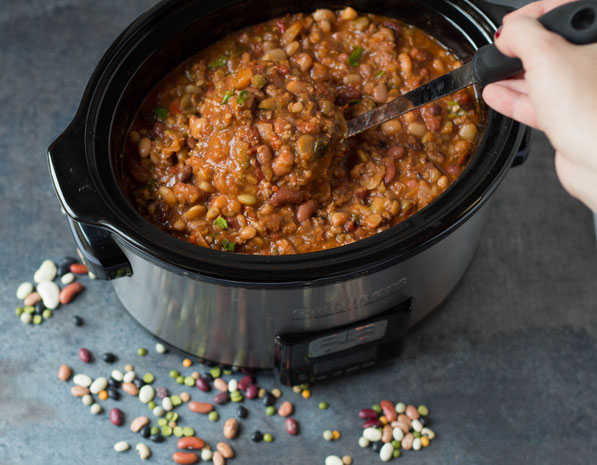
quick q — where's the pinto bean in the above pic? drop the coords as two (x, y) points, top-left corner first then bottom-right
(296, 200), (317, 223)
(272, 147), (294, 177)
(174, 183), (200, 204)
(270, 187), (303, 206)
(372, 84), (388, 103)
(421, 105), (442, 132)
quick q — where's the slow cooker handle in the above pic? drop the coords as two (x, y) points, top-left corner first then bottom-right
(48, 120), (132, 280)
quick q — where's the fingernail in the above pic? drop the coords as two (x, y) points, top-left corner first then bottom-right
(494, 26), (503, 39)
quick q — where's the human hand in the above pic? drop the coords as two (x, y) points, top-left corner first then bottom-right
(482, 0), (597, 212)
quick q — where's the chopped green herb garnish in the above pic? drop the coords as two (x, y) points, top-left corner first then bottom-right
(375, 70), (385, 78)
(153, 107), (168, 121)
(347, 99), (362, 105)
(221, 239), (236, 251)
(213, 216), (228, 229)
(237, 90), (248, 105)
(347, 46), (363, 67)
(208, 55), (228, 68)
(314, 136), (329, 159)
(221, 90), (234, 105)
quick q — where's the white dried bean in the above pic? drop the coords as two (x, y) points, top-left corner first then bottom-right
(395, 402), (406, 413)
(411, 419), (423, 432)
(111, 369), (124, 382)
(81, 394), (93, 406)
(73, 374), (92, 387)
(114, 441), (130, 452)
(162, 397), (173, 411)
(413, 437), (422, 450)
(123, 371), (136, 383)
(379, 442), (394, 462)
(201, 449), (213, 461)
(363, 427), (382, 442)
(358, 437), (370, 448)
(90, 403), (102, 414)
(325, 456), (343, 465)
(20, 312), (32, 324)
(155, 343), (166, 354)
(34, 259), (57, 283)
(135, 443), (151, 460)
(16, 282), (33, 300)
(36, 281), (60, 309)
(89, 377), (108, 394)
(152, 406), (165, 417)
(228, 379), (238, 392)
(392, 427), (404, 441)
(139, 385), (155, 403)
(421, 427), (435, 439)
(60, 273), (75, 285)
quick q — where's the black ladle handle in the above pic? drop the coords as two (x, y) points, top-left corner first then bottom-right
(474, 0), (597, 86)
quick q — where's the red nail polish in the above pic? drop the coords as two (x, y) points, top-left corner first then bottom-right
(494, 26), (503, 39)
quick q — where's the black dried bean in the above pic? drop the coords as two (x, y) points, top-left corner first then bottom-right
(34, 301), (45, 315)
(372, 441), (382, 452)
(108, 377), (121, 388)
(251, 431), (263, 442)
(101, 352), (117, 363)
(133, 378), (145, 389)
(139, 425), (151, 438)
(263, 392), (275, 406)
(236, 406), (248, 419)
(150, 434), (164, 443)
(72, 315), (84, 326)
(107, 387), (121, 400)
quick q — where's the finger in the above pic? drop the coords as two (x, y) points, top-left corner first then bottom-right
(494, 15), (571, 68)
(482, 84), (538, 129)
(554, 152), (597, 212)
(488, 77), (529, 95)
(502, 0), (573, 23)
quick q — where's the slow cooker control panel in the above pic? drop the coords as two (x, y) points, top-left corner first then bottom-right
(275, 300), (411, 385)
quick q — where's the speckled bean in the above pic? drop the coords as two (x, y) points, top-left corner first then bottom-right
(71, 385), (89, 397)
(23, 292), (41, 307)
(216, 442), (234, 459)
(402, 432), (414, 450)
(212, 451), (225, 465)
(123, 382), (139, 396)
(381, 425), (392, 443)
(214, 378), (228, 392)
(405, 404), (420, 420)
(278, 401), (293, 417)
(223, 418), (239, 439)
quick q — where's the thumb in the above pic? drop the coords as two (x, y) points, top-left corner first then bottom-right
(494, 15), (572, 71)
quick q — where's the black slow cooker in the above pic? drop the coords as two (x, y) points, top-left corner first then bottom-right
(48, 0), (529, 384)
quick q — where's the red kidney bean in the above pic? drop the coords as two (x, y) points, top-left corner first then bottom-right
(238, 376), (253, 391)
(110, 408), (124, 426)
(59, 282), (84, 305)
(361, 419), (382, 429)
(196, 377), (211, 392)
(245, 384), (258, 399)
(172, 452), (199, 464)
(358, 408), (378, 420)
(285, 418), (299, 435)
(380, 400), (397, 422)
(384, 159), (397, 185)
(177, 436), (205, 450)
(270, 187), (303, 206)
(188, 402), (214, 414)
(213, 392), (230, 405)
(78, 348), (92, 363)
(296, 199), (317, 223)
(70, 263), (88, 274)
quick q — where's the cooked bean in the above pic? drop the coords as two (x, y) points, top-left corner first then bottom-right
(138, 137), (152, 158)
(294, 53), (312, 72)
(372, 84), (388, 103)
(296, 200), (317, 223)
(459, 123), (478, 142)
(264, 48), (287, 62)
(340, 7), (358, 20)
(237, 194), (257, 206)
(381, 120), (402, 136)
(270, 187), (303, 206)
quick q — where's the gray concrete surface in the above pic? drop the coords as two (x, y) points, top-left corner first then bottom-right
(1, 1), (596, 464)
